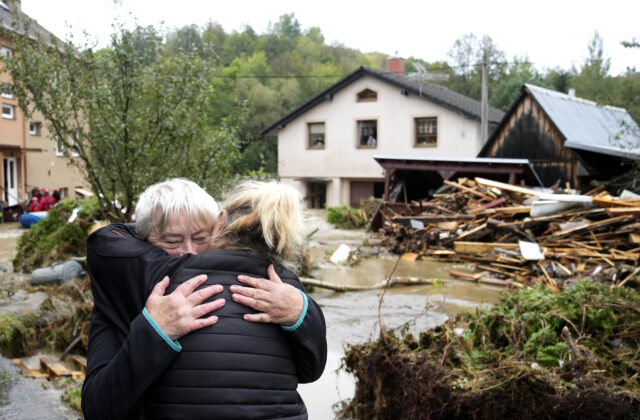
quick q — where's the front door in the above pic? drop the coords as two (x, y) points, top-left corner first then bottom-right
(3, 157), (18, 206)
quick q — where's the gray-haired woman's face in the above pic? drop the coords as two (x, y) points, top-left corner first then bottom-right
(148, 213), (213, 257)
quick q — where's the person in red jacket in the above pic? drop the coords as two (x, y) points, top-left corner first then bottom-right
(27, 197), (39, 212)
(36, 188), (57, 211)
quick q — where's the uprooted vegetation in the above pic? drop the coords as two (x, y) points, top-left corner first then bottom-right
(12, 197), (102, 273)
(0, 281), (91, 358)
(327, 198), (381, 229)
(340, 279), (640, 419)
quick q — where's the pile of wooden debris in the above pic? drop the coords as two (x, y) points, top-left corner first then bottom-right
(373, 177), (640, 291)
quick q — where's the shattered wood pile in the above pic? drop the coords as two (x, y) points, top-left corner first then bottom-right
(375, 177), (640, 291)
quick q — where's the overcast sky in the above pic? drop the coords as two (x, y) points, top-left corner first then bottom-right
(20, 0), (639, 75)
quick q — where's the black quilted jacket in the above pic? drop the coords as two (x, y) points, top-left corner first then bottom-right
(142, 249), (327, 419)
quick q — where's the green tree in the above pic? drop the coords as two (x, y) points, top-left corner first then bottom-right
(490, 56), (543, 111)
(4, 20), (239, 221)
(572, 31), (615, 103)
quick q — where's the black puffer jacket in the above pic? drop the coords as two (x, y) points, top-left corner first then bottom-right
(142, 249), (327, 420)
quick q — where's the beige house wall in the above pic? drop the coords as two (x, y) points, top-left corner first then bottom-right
(25, 111), (89, 199)
(277, 75), (482, 207)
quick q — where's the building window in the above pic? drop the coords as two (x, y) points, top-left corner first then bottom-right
(29, 122), (42, 136)
(357, 120), (377, 147)
(415, 117), (437, 147)
(1, 103), (13, 119)
(308, 122), (325, 148)
(71, 129), (80, 157)
(1, 83), (11, 98)
(357, 88), (377, 102)
(0, 46), (12, 58)
(55, 137), (65, 156)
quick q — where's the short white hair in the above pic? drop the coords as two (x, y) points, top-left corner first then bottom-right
(135, 178), (220, 239)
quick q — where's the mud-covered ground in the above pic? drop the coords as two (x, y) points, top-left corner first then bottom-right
(0, 211), (506, 419)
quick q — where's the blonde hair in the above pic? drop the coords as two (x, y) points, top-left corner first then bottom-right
(135, 178), (220, 239)
(216, 180), (304, 267)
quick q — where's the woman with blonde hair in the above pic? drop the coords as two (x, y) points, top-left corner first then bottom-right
(143, 179), (326, 419)
(83, 179), (326, 420)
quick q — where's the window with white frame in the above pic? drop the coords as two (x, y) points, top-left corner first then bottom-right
(307, 122), (325, 148)
(1, 83), (11, 98)
(414, 117), (437, 146)
(2, 103), (14, 119)
(71, 129), (80, 157)
(0, 46), (12, 59)
(29, 121), (42, 136)
(55, 137), (65, 156)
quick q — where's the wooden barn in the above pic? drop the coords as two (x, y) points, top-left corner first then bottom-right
(478, 84), (640, 190)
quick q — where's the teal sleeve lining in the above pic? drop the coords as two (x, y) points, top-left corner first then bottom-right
(281, 290), (308, 332)
(142, 307), (182, 352)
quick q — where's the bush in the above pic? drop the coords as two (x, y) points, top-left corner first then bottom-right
(12, 197), (102, 272)
(326, 200), (379, 230)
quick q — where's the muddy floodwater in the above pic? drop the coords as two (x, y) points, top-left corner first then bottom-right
(0, 211), (507, 419)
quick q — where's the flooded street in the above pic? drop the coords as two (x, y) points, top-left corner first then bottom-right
(0, 212), (506, 419)
(297, 210), (504, 419)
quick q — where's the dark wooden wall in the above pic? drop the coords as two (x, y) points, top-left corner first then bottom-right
(483, 96), (578, 188)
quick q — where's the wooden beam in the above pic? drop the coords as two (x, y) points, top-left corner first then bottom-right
(454, 241), (520, 254)
(475, 177), (543, 196)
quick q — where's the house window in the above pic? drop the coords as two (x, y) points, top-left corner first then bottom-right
(29, 122), (41, 136)
(1, 83), (11, 98)
(1, 103), (13, 119)
(0, 46), (12, 58)
(357, 88), (377, 102)
(415, 117), (437, 146)
(358, 120), (377, 147)
(71, 129), (80, 157)
(308, 122), (325, 148)
(55, 137), (65, 156)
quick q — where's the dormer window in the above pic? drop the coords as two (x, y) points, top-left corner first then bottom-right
(357, 88), (377, 102)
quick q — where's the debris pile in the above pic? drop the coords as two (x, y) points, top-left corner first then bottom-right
(373, 177), (640, 290)
(340, 279), (640, 419)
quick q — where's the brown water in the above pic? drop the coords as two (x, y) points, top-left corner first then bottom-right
(0, 213), (507, 419)
(298, 210), (504, 419)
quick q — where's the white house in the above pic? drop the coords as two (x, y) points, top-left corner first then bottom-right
(262, 61), (504, 208)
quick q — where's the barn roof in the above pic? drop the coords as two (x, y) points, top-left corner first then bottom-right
(525, 84), (640, 160)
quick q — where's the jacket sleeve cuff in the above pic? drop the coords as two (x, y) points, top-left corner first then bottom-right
(281, 290), (308, 332)
(142, 307), (182, 352)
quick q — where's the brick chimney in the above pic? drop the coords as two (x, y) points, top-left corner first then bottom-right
(387, 56), (405, 75)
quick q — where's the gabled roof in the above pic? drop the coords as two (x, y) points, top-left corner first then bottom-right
(261, 66), (505, 136)
(0, 3), (62, 47)
(481, 84), (640, 161)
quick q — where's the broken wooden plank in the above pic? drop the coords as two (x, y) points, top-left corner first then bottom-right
(493, 206), (532, 214)
(454, 241), (520, 254)
(40, 358), (72, 381)
(606, 207), (640, 216)
(444, 180), (493, 200)
(401, 252), (419, 261)
(592, 197), (640, 208)
(393, 215), (473, 224)
(550, 215), (633, 238)
(474, 177), (543, 196)
(70, 355), (87, 373)
(456, 223), (489, 240)
(449, 270), (483, 281)
(12, 358), (33, 377)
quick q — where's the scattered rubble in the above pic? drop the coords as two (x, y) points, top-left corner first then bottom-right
(372, 177), (640, 291)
